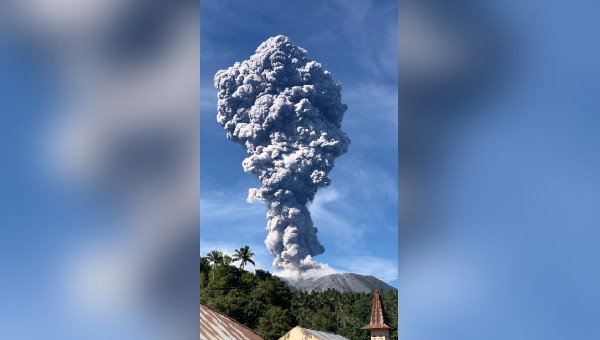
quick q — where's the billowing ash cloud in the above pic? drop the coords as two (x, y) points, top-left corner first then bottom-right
(214, 35), (350, 273)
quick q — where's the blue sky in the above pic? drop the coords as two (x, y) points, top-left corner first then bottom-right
(200, 0), (399, 284)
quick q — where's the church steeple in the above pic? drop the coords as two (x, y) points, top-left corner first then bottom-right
(362, 287), (393, 340)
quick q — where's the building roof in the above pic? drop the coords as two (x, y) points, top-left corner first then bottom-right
(362, 289), (394, 330)
(279, 326), (350, 340)
(200, 303), (264, 340)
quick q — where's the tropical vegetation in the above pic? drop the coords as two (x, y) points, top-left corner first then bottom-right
(200, 247), (398, 340)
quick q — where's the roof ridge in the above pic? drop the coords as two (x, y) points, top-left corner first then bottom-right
(304, 326), (340, 335)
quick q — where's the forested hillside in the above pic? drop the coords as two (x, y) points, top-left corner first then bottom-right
(200, 253), (398, 340)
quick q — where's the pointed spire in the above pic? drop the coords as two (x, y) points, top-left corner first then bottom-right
(362, 288), (393, 330)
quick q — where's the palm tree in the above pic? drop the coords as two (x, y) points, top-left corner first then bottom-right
(206, 250), (224, 280)
(233, 245), (256, 269)
(206, 250), (224, 267)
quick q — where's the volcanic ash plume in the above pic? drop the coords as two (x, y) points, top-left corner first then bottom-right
(214, 35), (350, 272)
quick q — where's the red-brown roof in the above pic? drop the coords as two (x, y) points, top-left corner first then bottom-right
(362, 289), (393, 330)
(200, 303), (264, 340)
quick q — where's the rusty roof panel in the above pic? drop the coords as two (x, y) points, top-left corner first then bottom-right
(200, 304), (264, 340)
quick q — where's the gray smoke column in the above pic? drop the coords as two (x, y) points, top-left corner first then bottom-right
(214, 35), (350, 273)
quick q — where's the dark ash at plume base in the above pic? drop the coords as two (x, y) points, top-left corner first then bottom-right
(214, 35), (350, 273)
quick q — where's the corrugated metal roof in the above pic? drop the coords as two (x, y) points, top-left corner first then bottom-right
(279, 326), (350, 340)
(302, 328), (351, 340)
(200, 304), (263, 340)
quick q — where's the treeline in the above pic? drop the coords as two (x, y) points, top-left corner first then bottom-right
(200, 252), (398, 340)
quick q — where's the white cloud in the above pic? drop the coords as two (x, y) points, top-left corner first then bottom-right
(350, 166), (398, 201)
(330, 0), (397, 78)
(275, 261), (339, 280)
(274, 254), (397, 284)
(344, 84), (398, 127)
(200, 191), (267, 222)
(331, 255), (398, 283)
(310, 163), (398, 239)
(309, 187), (367, 248)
